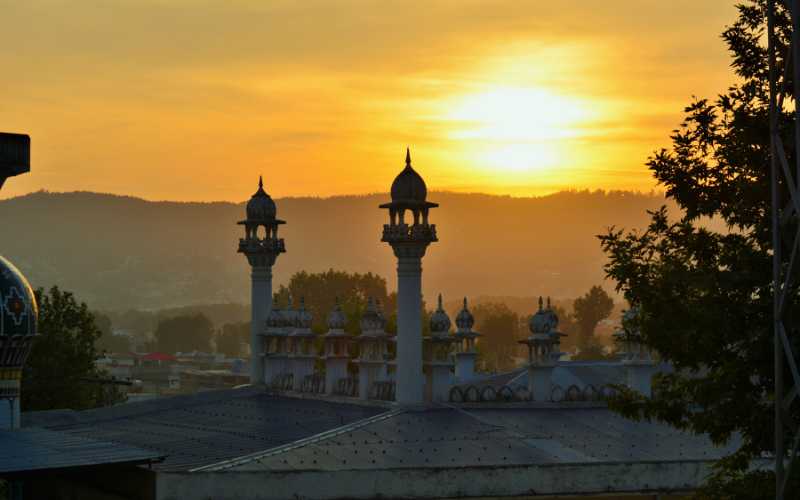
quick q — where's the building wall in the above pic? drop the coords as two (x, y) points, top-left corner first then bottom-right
(156, 462), (709, 500)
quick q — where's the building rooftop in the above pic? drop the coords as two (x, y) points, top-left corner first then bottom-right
(23, 386), (384, 471)
(0, 427), (161, 474)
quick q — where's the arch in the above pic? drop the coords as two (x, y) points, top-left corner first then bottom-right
(480, 386), (497, 402)
(449, 386), (465, 403)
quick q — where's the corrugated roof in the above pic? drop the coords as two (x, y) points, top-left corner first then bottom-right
(24, 387), (384, 471)
(221, 406), (739, 472)
(0, 427), (161, 474)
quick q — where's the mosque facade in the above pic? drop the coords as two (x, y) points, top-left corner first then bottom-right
(4, 145), (741, 500)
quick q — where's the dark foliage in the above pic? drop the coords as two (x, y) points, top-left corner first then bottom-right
(599, 1), (800, 495)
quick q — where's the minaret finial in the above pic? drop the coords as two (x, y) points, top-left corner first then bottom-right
(405, 147), (411, 168)
(463, 297), (468, 309)
(547, 296), (551, 309)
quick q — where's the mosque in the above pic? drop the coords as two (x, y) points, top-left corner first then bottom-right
(1, 141), (739, 500)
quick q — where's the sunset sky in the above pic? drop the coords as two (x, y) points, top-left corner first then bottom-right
(1, 1), (737, 202)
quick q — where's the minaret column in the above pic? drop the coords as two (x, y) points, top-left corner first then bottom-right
(380, 148), (438, 406)
(237, 176), (286, 385)
(249, 266), (272, 383)
(395, 253), (424, 403)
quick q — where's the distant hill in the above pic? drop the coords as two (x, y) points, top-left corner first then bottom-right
(0, 190), (674, 311)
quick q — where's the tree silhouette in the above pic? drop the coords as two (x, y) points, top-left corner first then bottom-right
(572, 285), (614, 347)
(599, 1), (799, 495)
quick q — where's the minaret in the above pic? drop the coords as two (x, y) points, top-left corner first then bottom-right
(380, 148), (438, 405)
(0, 133), (37, 431)
(453, 297), (480, 382)
(355, 297), (389, 400)
(424, 294), (456, 402)
(237, 177), (286, 384)
(615, 305), (656, 397)
(322, 297), (350, 395)
(289, 297), (316, 391)
(519, 297), (564, 401)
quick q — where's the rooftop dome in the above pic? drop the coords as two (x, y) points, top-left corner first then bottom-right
(246, 176), (277, 222)
(360, 297), (384, 334)
(390, 149), (427, 204)
(296, 297), (313, 330)
(327, 297), (347, 331)
(282, 295), (298, 328)
(455, 297), (474, 333)
(0, 255), (37, 338)
(266, 294), (283, 329)
(544, 297), (559, 332)
(429, 294), (451, 335)
(529, 296), (551, 335)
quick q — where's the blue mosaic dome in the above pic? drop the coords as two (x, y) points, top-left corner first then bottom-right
(0, 255), (37, 338)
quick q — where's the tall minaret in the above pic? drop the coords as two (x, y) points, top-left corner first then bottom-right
(237, 177), (285, 384)
(380, 148), (438, 405)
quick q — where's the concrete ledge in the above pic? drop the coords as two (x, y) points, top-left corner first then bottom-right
(157, 461), (713, 500)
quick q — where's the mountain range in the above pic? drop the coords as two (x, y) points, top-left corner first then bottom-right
(0, 190), (674, 311)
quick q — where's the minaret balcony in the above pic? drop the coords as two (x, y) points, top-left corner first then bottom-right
(238, 237), (286, 254)
(381, 223), (437, 243)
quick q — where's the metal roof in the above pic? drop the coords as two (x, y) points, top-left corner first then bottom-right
(0, 427), (161, 475)
(217, 405), (739, 472)
(24, 387), (384, 472)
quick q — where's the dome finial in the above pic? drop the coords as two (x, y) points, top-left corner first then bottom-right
(438, 293), (443, 310)
(258, 175), (263, 189)
(538, 296), (543, 311)
(463, 296), (468, 309)
(405, 147), (411, 168)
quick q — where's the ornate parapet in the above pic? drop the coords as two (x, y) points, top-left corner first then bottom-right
(381, 223), (437, 244)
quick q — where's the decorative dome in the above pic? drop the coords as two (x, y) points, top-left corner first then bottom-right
(544, 297), (559, 332)
(296, 297), (313, 329)
(282, 295), (297, 328)
(390, 149), (427, 204)
(0, 255), (37, 338)
(360, 297), (384, 334)
(429, 294), (451, 335)
(455, 297), (474, 332)
(327, 297), (347, 331)
(529, 296), (551, 335)
(375, 299), (387, 330)
(246, 176), (277, 221)
(266, 294), (283, 328)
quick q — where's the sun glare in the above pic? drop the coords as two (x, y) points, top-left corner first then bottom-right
(444, 86), (596, 175)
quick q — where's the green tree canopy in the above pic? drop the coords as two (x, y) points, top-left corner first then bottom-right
(572, 285), (614, 347)
(23, 287), (109, 411)
(472, 302), (522, 373)
(154, 313), (214, 354)
(598, 1), (798, 495)
(275, 269), (399, 335)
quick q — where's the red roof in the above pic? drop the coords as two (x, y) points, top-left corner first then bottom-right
(140, 352), (176, 362)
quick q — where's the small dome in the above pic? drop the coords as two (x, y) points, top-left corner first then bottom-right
(360, 297), (384, 334)
(266, 294), (283, 328)
(246, 176), (277, 221)
(327, 297), (347, 331)
(544, 297), (559, 332)
(429, 294), (451, 335)
(529, 296), (551, 335)
(0, 255), (37, 338)
(282, 295), (297, 328)
(455, 297), (474, 332)
(390, 149), (427, 204)
(296, 297), (313, 329)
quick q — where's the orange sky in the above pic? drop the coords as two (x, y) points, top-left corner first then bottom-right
(1, 1), (738, 202)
